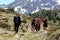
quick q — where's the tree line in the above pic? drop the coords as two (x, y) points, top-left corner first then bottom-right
(29, 9), (60, 23)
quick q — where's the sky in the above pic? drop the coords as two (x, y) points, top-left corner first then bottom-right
(0, 0), (15, 5)
(57, 0), (60, 4)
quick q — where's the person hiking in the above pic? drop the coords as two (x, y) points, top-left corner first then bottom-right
(42, 17), (45, 22)
(40, 19), (43, 31)
(31, 18), (35, 33)
(13, 14), (21, 34)
(40, 17), (45, 31)
(35, 16), (41, 32)
(43, 18), (48, 31)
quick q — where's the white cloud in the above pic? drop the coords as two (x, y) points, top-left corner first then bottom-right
(56, 0), (60, 4)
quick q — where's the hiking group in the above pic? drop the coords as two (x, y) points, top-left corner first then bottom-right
(31, 16), (48, 33)
(13, 14), (48, 34)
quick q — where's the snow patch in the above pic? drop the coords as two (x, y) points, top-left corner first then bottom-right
(14, 6), (28, 14)
(32, 7), (39, 13)
(20, 8), (28, 14)
(41, 7), (50, 10)
(45, 3), (49, 5)
(14, 6), (21, 12)
(41, 4), (44, 6)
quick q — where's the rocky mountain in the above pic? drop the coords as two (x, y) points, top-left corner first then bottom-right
(0, 0), (60, 14)
(0, 4), (7, 9)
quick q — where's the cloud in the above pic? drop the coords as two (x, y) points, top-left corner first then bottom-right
(56, 0), (60, 4)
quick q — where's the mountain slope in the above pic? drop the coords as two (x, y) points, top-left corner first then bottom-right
(1, 0), (60, 14)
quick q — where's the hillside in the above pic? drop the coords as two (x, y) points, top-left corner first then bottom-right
(0, 9), (60, 40)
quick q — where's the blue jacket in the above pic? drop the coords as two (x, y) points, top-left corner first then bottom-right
(14, 16), (21, 25)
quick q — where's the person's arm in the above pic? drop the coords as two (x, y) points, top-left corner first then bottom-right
(19, 17), (21, 24)
(47, 21), (48, 27)
(40, 19), (42, 24)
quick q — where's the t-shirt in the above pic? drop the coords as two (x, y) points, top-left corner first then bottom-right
(35, 18), (40, 24)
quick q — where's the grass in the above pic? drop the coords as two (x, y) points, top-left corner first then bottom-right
(0, 11), (60, 40)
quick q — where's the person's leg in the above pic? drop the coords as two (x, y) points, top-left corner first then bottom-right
(31, 26), (33, 32)
(43, 27), (45, 30)
(46, 25), (48, 31)
(16, 24), (19, 34)
(14, 24), (17, 34)
(43, 24), (46, 30)
(44, 26), (48, 31)
(33, 26), (35, 31)
(36, 24), (39, 32)
(38, 24), (40, 31)
(31, 27), (33, 32)
(31, 26), (35, 33)
(35, 24), (37, 31)
(45, 27), (48, 30)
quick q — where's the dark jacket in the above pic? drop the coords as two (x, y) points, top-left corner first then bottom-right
(14, 16), (21, 25)
(31, 19), (35, 26)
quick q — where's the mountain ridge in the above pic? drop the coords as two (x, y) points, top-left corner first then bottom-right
(0, 0), (60, 14)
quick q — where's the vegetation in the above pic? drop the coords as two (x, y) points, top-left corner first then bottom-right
(0, 9), (60, 40)
(29, 9), (60, 21)
(0, 8), (5, 12)
(0, 8), (15, 13)
(7, 7), (14, 12)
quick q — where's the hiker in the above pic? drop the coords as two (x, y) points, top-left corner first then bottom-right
(40, 19), (43, 31)
(43, 18), (48, 31)
(13, 14), (21, 34)
(35, 16), (41, 31)
(42, 17), (45, 22)
(40, 17), (45, 31)
(31, 18), (35, 33)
